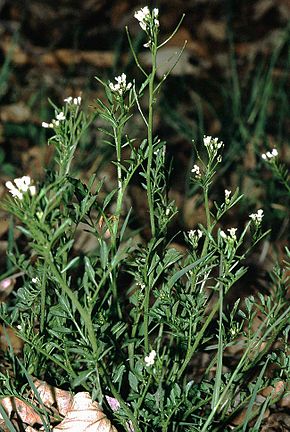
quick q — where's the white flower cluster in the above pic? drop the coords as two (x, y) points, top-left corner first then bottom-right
(144, 349), (156, 367)
(203, 135), (223, 153)
(191, 164), (201, 178)
(188, 229), (203, 248)
(249, 209), (264, 224)
(134, 6), (159, 31)
(261, 148), (278, 162)
(64, 96), (82, 105)
(109, 73), (132, 96)
(220, 228), (237, 241)
(6, 176), (36, 200)
(42, 111), (66, 129)
(188, 229), (203, 241)
(32, 277), (40, 284)
(225, 189), (231, 202)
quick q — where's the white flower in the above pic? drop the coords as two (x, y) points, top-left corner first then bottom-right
(134, 6), (159, 31)
(191, 164), (201, 178)
(220, 228), (237, 241)
(56, 111), (65, 121)
(153, 8), (159, 17)
(29, 185), (36, 196)
(134, 6), (150, 24)
(144, 349), (156, 367)
(136, 281), (145, 289)
(42, 121), (53, 128)
(14, 176), (31, 192)
(203, 135), (212, 147)
(52, 119), (60, 127)
(220, 230), (227, 239)
(6, 176), (35, 200)
(203, 135), (223, 153)
(249, 209), (264, 224)
(109, 73), (132, 96)
(5, 181), (23, 199)
(64, 96), (73, 104)
(73, 96), (82, 105)
(32, 277), (40, 284)
(225, 189), (231, 202)
(261, 148), (278, 161)
(188, 229), (203, 248)
(188, 229), (203, 240)
(227, 228), (237, 239)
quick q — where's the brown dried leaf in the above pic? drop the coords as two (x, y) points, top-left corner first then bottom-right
(33, 379), (73, 416)
(0, 277), (16, 301)
(198, 19), (226, 41)
(231, 404), (270, 426)
(0, 325), (24, 353)
(53, 392), (118, 432)
(261, 412), (290, 430)
(0, 396), (42, 425)
(279, 392), (290, 409)
(0, 102), (31, 123)
(260, 380), (285, 399)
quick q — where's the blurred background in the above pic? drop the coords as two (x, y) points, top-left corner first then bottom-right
(0, 0), (289, 277)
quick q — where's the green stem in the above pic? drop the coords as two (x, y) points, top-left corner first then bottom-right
(211, 257), (224, 409)
(201, 186), (211, 257)
(146, 44), (157, 238)
(111, 125), (123, 319)
(114, 125), (124, 233)
(128, 311), (141, 370)
(144, 276), (151, 353)
(40, 264), (47, 334)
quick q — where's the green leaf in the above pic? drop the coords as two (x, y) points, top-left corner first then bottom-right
(129, 371), (139, 392)
(61, 256), (80, 273)
(139, 73), (152, 94)
(167, 252), (215, 289)
(72, 369), (94, 388)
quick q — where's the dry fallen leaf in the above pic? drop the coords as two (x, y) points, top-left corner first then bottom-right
(33, 379), (73, 417)
(260, 380), (285, 399)
(0, 325), (24, 353)
(0, 102), (32, 123)
(53, 392), (118, 432)
(0, 396), (42, 425)
(0, 277), (16, 301)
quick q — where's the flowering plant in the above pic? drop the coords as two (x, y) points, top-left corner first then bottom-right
(0, 7), (289, 432)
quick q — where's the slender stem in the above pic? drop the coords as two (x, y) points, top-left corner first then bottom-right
(143, 286), (151, 353)
(111, 125), (123, 319)
(129, 310), (141, 370)
(146, 43), (157, 238)
(114, 125), (123, 229)
(212, 257), (224, 409)
(40, 264), (47, 334)
(201, 186), (211, 257)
